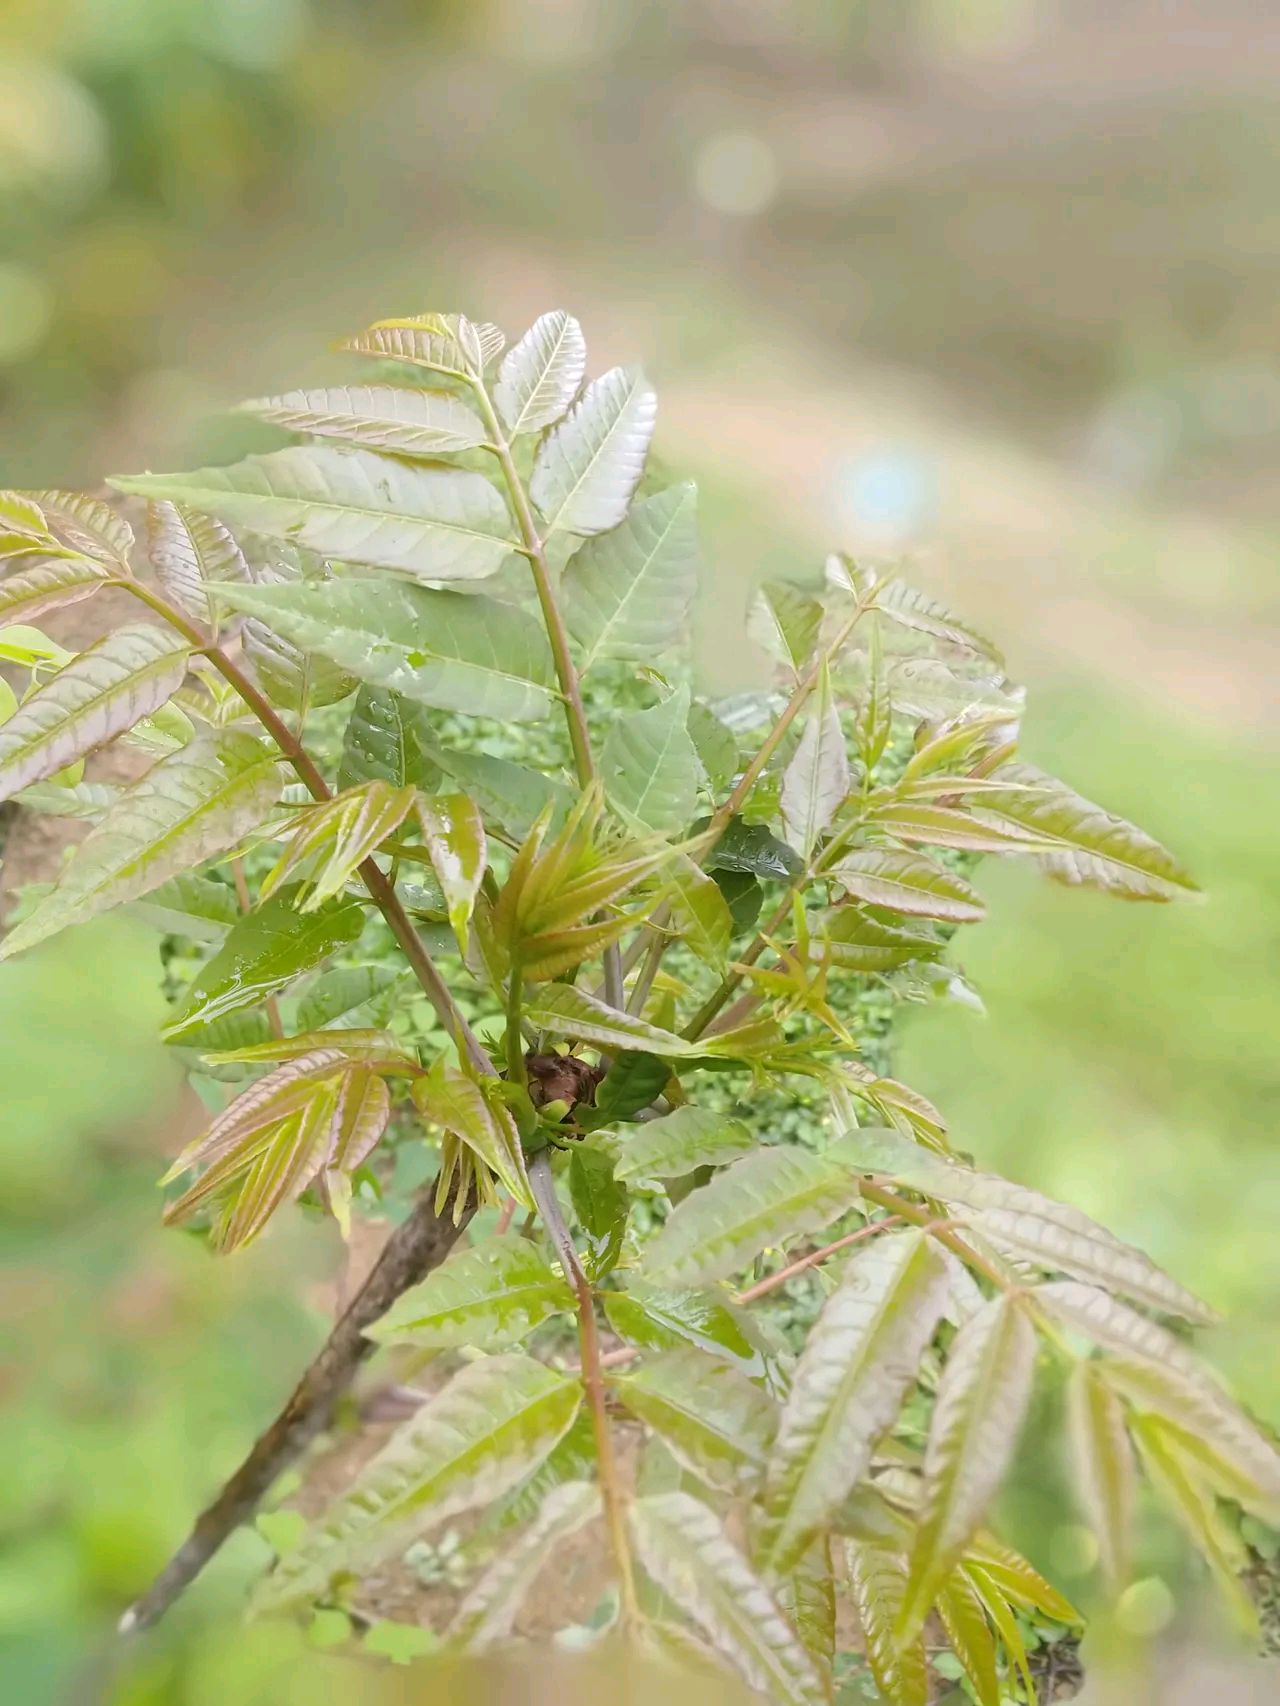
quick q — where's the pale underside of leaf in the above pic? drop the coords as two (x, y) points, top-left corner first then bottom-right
(494, 310), (588, 437)
(628, 1492), (825, 1706)
(0, 730), (282, 960)
(0, 624), (190, 805)
(523, 982), (694, 1057)
(0, 558), (109, 627)
(238, 385), (489, 456)
(253, 1355), (582, 1612)
(530, 365), (657, 535)
(762, 1231), (950, 1573)
(112, 445), (515, 580)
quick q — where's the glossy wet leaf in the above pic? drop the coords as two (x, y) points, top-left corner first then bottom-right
(530, 365), (657, 535)
(296, 965), (403, 1032)
(211, 576), (556, 722)
(0, 730), (282, 960)
(628, 1493), (824, 1706)
(370, 1236), (573, 1351)
(493, 310), (587, 437)
(164, 890), (365, 1041)
(612, 1348), (777, 1493)
(563, 483), (698, 671)
(639, 1146), (861, 1289)
(761, 1231), (950, 1573)
(338, 687), (438, 790)
(253, 1356), (582, 1612)
(113, 446), (515, 580)
(0, 624), (190, 804)
(702, 816), (803, 880)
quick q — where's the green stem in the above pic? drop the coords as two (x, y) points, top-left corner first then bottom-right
(114, 577), (492, 1075)
(505, 959), (526, 1089)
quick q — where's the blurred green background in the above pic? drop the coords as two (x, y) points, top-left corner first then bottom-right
(2, 1), (1278, 1700)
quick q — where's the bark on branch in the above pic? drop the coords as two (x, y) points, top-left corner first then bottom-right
(119, 1182), (472, 1634)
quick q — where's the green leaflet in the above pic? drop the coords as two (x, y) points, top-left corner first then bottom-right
(613, 1106), (754, 1184)
(611, 1347), (778, 1494)
(935, 1569), (1001, 1706)
(820, 907), (941, 972)
(524, 983), (694, 1057)
(447, 1482), (601, 1651)
(130, 873), (240, 942)
(163, 890), (365, 1041)
(112, 445), (515, 580)
(687, 700), (738, 793)
(628, 1493), (825, 1706)
(0, 731), (282, 961)
(253, 1356), (582, 1613)
(529, 365), (657, 535)
(898, 1295), (1038, 1643)
(209, 576), (557, 723)
(568, 1146), (629, 1281)
(846, 1543), (928, 1706)
(747, 579), (824, 674)
(603, 1282), (764, 1373)
(872, 579), (1004, 665)
(0, 624), (190, 804)
(664, 852), (733, 969)
(638, 1146), (861, 1288)
(425, 745), (572, 840)
(780, 660), (849, 857)
(296, 965), (403, 1032)
(370, 1236), (573, 1351)
(25, 488), (134, 563)
(760, 1231), (950, 1573)
(338, 687), (439, 791)
(413, 1061), (531, 1208)
(493, 310), (587, 437)
(829, 848), (986, 923)
(1066, 1360), (1134, 1591)
(238, 384), (488, 456)
(602, 686), (699, 835)
(263, 782), (416, 912)
(586, 1050), (671, 1127)
(701, 816), (803, 880)
(341, 311), (498, 378)
(563, 483), (698, 671)
(145, 500), (249, 631)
